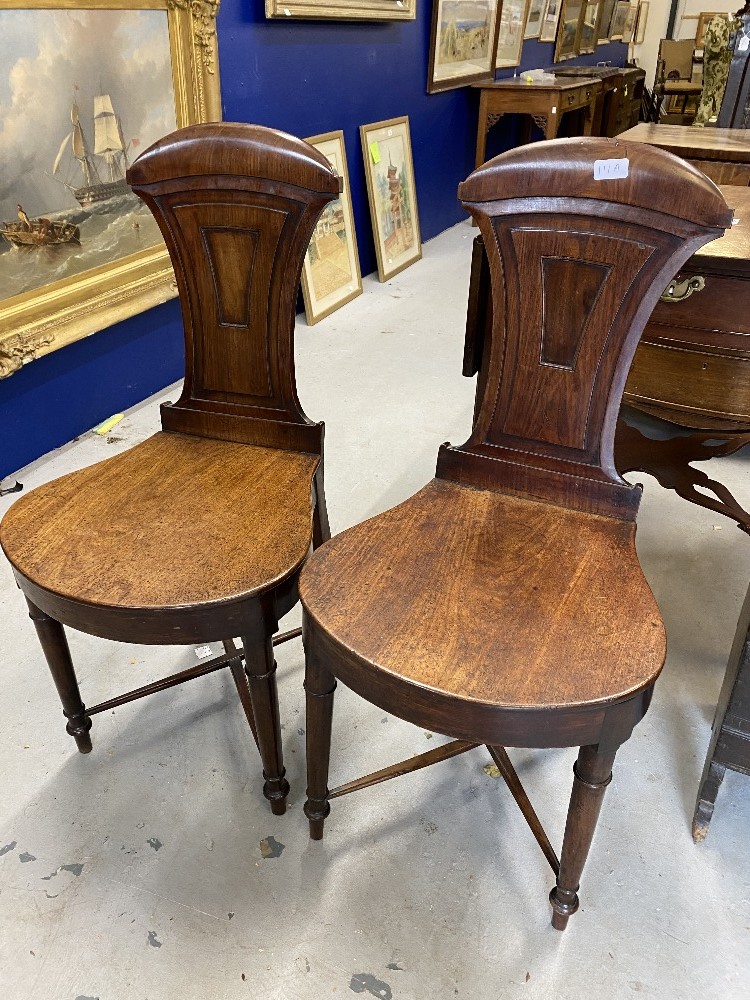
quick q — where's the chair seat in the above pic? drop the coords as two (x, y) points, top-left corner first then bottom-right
(300, 479), (666, 715)
(1, 431), (319, 611)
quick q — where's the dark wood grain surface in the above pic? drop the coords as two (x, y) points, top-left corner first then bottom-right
(617, 123), (750, 163)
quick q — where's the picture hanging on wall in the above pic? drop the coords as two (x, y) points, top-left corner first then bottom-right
(539, 0), (562, 42)
(578, 0), (601, 52)
(621, 1), (637, 42)
(609, 0), (629, 40)
(525, 0), (547, 38)
(634, 0), (648, 44)
(554, 0), (584, 61)
(265, 0), (416, 20)
(301, 131), (362, 325)
(596, 0), (617, 42)
(0, 0), (222, 381)
(428, 0), (501, 93)
(496, 0), (531, 68)
(360, 117), (422, 282)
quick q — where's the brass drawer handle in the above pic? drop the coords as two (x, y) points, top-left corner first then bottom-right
(660, 275), (705, 302)
(568, 94), (576, 104)
(586, 89), (592, 99)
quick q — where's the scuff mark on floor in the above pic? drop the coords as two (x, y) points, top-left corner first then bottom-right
(19, 851), (36, 862)
(386, 963), (403, 971)
(147, 930), (162, 949)
(259, 836), (285, 859)
(75, 995), (100, 1000)
(0, 840), (17, 856)
(147, 837), (163, 851)
(41, 862), (84, 881)
(349, 972), (393, 998)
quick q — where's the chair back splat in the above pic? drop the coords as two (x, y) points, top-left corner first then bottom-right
(127, 123), (342, 456)
(439, 137), (733, 518)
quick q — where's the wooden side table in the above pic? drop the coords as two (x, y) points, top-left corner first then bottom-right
(473, 76), (602, 167)
(617, 122), (750, 186)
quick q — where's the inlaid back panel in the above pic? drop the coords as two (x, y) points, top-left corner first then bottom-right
(438, 138), (733, 517)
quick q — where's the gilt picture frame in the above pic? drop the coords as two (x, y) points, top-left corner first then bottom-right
(360, 117), (422, 283)
(525, 0), (546, 38)
(633, 0), (648, 44)
(265, 0), (416, 19)
(554, 0), (584, 61)
(609, 0), (629, 40)
(428, 0), (501, 93)
(596, 0), (616, 42)
(301, 130), (362, 325)
(539, 0), (562, 42)
(0, 0), (222, 381)
(496, 0), (531, 68)
(578, 0), (601, 52)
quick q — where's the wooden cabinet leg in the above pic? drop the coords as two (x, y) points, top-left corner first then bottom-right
(693, 760), (726, 842)
(549, 744), (616, 930)
(242, 630), (290, 815)
(26, 598), (92, 753)
(303, 649), (336, 840)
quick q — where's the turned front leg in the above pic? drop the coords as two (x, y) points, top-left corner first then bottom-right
(26, 598), (92, 753)
(242, 631), (290, 815)
(303, 653), (336, 840)
(550, 744), (616, 930)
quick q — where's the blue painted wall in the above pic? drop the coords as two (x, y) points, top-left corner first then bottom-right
(0, 1), (627, 479)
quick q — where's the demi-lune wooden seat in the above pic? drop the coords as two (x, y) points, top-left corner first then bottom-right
(0, 123), (341, 816)
(300, 137), (732, 929)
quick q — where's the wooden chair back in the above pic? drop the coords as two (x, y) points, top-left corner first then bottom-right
(656, 38), (696, 84)
(438, 137), (732, 518)
(127, 123), (342, 456)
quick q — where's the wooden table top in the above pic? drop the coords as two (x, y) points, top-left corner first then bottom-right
(618, 124), (750, 163)
(473, 76), (601, 93)
(697, 185), (750, 271)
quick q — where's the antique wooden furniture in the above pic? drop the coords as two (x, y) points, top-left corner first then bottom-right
(653, 38), (702, 123)
(624, 184), (750, 430)
(718, 13), (750, 128)
(299, 138), (731, 928)
(618, 123), (750, 186)
(550, 65), (646, 136)
(0, 123), (341, 816)
(473, 76), (602, 166)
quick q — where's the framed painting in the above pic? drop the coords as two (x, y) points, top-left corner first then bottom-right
(621, 1), (636, 42)
(596, 0), (616, 42)
(0, 0), (221, 381)
(696, 11), (726, 49)
(360, 117), (421, 283)
(428, 0), (501, 93)
(265, 0), (415, 19)
(301, 130), (362, 325)
(525, 0), (546, 38)
(554, 0), (584, 61)
(539, 0), (561, 42)
(609, 0), (629, 40)
(496, 0), (531, 68)
(634, 0), (648, 43)
(578, 0), (601, 52)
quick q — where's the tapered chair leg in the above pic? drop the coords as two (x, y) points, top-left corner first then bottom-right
(692, 760), (725, 842)
(242, 630), (290, 815)
(303, 655), (336, 840)
(549, 744), (616, 930)
(26, 598), (92, 753)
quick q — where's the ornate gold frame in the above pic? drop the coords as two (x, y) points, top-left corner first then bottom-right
(265, 0), (415, 19)
(0, 0), (222, 379)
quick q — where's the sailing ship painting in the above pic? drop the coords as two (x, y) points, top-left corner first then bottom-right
(0, 9), (177, 301)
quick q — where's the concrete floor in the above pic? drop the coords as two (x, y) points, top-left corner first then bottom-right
(1, 221), (749, 1000)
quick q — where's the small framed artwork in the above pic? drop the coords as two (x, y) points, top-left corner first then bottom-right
(496, 0), (532, 68)
(539, 0), (562, 42)
(622, 2), (637, 42)
(525, 0), (547, 38)
(360, 117), (421, 283)
(301, 131), (362, 326)
(265, 0), (416, 20)
(597, 0), (617, 42)
(696, 11), (726, 49)
(634, 0), (648, 43)
(554, 0), (584, 61)
(609, 0), (629, 40)
(579, 0), (601, 53)
(428, 0), (501, 93)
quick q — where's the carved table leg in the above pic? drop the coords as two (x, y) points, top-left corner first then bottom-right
(26, 598), (92, 753)
(242, 629), (290, 815)
(303, 650), (337, 840)
(550, 744), (616, 930)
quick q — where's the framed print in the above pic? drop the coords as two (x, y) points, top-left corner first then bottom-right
(301, 131), (362, 325)
(539, 0), (561, 42)
(496, 0), (531, 68)
(0, 0), (221, 381)
(579, 0), (601, 52)
(359, 117), (421, 283)
(597, 0), (616, 42)
(525, 0), (546, 38)
(428, 0), (501, 93)
(696, 11), (726, 49)
(554, 0), (584, 61)
(265, 0), (416, 19)
(609, 0), (629, 40)
(622, 1), (636, 42)
(634, 0), (648, 43)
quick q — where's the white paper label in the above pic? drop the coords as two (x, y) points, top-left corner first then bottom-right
(550, 105), (557, 114)
(739, 34), (749, 51)
(594, 157), (629, 180)
(195, 645), (213, 658)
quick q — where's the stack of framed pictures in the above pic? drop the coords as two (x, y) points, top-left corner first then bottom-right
(551, 0), (637, 62)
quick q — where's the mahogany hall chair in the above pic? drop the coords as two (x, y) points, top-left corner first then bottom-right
(0, 123), (341, 816)
(299, 137), (732, 927)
